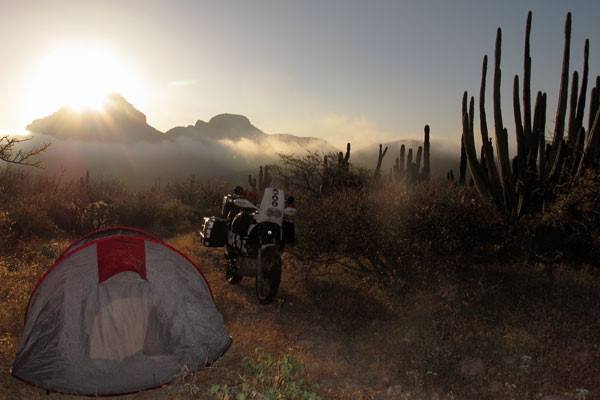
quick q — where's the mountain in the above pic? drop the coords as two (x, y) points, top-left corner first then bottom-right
(27, 94), (165, 142)
(23, 94), (338, 186)
(166, 114), (335, 155)
(167, 114), (263, 141)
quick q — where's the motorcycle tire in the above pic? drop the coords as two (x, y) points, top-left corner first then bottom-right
(255, 245), (282, 304)
(226, 260), (243, 284)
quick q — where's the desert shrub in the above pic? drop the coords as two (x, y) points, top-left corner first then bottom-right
(271, 151), (370, 196)
(5, 197), (59, 240)
(166, 176), (228, 219)
(0, 168), (226, 246)
(293, 180), (507, 282)
(380, 182), (507, 259)
(525, 170), (600, 266)
(112, 189), (194, 236)
(0, 209), (15, 253)
(208, 348), (322, 400)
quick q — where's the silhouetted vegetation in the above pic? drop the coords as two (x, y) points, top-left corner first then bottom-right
(0, 168), (227, 253)
(460, 12), (600, 221)
(0, 135), (49, 167)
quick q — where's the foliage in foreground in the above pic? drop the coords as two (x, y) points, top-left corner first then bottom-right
(210, 349), (322, 400)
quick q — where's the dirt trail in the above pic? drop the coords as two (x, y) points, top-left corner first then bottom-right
(173, 234), (406, 399)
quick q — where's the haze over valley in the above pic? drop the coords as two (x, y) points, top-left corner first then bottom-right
(20, 93), (458, 185)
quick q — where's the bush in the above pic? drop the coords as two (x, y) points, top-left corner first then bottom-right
(293, 181), (507, 282)
(209, 348), (322, 400)
(0, 168), (225, 248)
(526, 170), (600, 266)
(166, 176), (228, 219)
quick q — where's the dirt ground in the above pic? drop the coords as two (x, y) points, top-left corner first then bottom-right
(2, 233), (599, 399)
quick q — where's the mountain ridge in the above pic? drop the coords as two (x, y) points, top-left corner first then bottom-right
(27, 94), (336, 151)
(22, 93), (339, 186)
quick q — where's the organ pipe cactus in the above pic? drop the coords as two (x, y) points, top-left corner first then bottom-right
(394, 125), (431, 185)
(461, 11), (600, 219)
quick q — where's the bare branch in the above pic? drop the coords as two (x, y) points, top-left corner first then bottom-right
(0, 135), (51, 168)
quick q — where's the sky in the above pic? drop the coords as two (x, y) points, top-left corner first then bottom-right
(0, 0), (599, 149)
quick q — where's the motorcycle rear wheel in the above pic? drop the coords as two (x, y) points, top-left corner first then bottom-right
(256, 245), (282, 304)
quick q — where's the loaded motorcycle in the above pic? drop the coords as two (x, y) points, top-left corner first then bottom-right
(200, 187), (294, 303)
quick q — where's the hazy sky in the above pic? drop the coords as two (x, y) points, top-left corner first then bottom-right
(0, 0), (599, 149)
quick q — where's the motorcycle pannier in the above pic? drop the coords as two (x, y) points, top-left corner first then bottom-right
(201, 216), (227, 247)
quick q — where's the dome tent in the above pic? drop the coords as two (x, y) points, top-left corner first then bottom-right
(12, 227), (231, 395)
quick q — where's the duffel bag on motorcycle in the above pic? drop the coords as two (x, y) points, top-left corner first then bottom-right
(200, 216), (227, 247)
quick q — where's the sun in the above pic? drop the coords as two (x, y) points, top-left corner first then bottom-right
(24, 46), (141, 120)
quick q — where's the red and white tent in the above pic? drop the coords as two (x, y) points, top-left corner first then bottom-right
(12, 227), (231, 395)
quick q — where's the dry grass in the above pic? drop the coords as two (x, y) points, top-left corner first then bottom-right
(1, 233), (599, 399)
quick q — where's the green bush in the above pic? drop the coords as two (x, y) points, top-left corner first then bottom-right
(209, 348), (323, 400)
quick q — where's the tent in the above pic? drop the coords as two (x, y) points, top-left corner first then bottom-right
(12, 226), (231, 395)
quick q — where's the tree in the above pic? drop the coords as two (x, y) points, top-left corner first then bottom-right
(0, 135), (50, 167)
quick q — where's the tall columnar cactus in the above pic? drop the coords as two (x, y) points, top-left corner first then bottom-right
(321, 142), (352, 192)
(461, 11), (600, 219)
(248, 165), (273, 193)
(459, 135), (467, 185)
(374, 144), (389, 179)
(447, 170), (455, 181)
(260, 166), (272, 191)
(415, 146), (423, 175)
(397, 144), (406, 182)
(387, 125), (431, 185)
(248, 174), (257, 191)
(422, 125), (431, 181)
(338, 143), (351, 170)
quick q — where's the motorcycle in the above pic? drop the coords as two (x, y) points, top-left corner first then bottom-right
(201, 187), (294, 304)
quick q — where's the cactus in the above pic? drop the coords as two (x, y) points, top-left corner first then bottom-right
(415, 146), (423, 178)
(374, 144), (388, 179)
(338, 143), (351, 170)
(447, 170), (455, 182)
(422, 125), (431, 181)
(320, 142), (353, 192)
(248, 165), (273, 193)
(459, 135), (467, 185)
(398, 144), (406, 181)
(248, 174), (257, 191)
(460, 11), (600, 219)
(260, 166), (272, 191)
